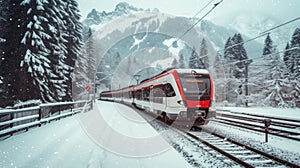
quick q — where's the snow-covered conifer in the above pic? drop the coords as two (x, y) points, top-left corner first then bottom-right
(200, 38), (209, 69)
(171, 58), (178, 68)
(178, 54), (185, 68)
(189, 47), (205, 69)
(263, 48), (290, 107)
(289, 28), (300, 77)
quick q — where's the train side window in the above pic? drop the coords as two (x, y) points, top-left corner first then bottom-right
(144, 89), (150, 101)
(130, 91), (134, 99)
(152, 86), (165, 97)
(163, 83), (176, 97)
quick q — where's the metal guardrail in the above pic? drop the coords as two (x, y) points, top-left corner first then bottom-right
(213, 110), (300, 142)
(0, 100), (93, 138)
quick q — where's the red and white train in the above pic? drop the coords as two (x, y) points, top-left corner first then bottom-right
(99, 68), (214, 126)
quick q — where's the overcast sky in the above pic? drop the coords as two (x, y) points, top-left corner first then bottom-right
(77, 0), (300, 25)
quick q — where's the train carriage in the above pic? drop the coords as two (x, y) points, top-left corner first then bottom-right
(100, 68), (214, 126)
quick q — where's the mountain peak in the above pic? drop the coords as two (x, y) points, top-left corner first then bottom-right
(84, 2), (146, 27)
(114, 1), (142, 15)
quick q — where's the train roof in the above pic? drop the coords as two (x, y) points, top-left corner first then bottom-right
(100, 68), (210, 94)
(175, 68), (209, 74)
(138, 68), (210, 85)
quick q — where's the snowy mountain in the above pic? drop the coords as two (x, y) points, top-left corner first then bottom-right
(83, 2), (295, 92)
(82, 2), (159, 29)
(82, 2), (265, 60)
(225, 13), (294, 50)
(199, 20), (262, 59)
(89, 11), (217, 89)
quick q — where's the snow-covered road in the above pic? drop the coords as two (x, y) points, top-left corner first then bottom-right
(0, 101), (191, 168)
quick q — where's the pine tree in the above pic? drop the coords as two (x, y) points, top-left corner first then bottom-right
(189, 47), (205, 69)
(288, 28), (300, 107)
(289, 28), (300, 77)
(214, 52), (223, 79)
(263, 48), (290, 107)
(0, 0), (8, 42)
(224, 37), (234, 62)
(114, 52), (121, 69)
(223, 37), (235, 102)
(1, 0), (42, 106)
(73, 46), (89, 99)
(171, 58), (178, 68)
(200, 39), (209, 69)
(213, 52), (225, 102)
(283, 42), (291, 71)
(262, 34), (275, 80)
(0, 0), (9, 105)
(223, 34), (248, 105)
(223, 37), (234, 78)
(178, 54), (185, 68)
(231, 33), (247, 79)
(73, 32), (95, 100)
(263, 34), (273, 58)
(59, 0), (84, 101)
(0, 0), (84, 107)
(289, 78), (300, 107)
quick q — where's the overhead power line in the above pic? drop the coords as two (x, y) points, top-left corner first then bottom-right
(190, 16), (300, 66)
(191, 0), (215, 20)
(212, 46), (300, 68)
(168, 0), (223, 49)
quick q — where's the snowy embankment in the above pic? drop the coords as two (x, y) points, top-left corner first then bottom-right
(0, 116), (102, 167)
(201, 106), (300, 165)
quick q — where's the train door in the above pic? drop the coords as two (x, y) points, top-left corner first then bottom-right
(150, 85), (166, 113)
(163, 83), (176, 107)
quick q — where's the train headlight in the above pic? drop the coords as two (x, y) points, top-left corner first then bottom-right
(196, 110), (206, 118)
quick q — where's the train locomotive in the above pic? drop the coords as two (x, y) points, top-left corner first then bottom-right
(99, 69), (214, 126)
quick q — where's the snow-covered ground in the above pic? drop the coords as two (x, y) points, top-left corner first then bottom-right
(0, 101), (191, 168)
(1, 101), (300, 167)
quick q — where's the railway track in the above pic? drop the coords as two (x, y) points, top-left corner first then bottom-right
(178, 127), (300, 168)
(137, 109), (300, 167)
(212, 112), (300, 141)
(113, 102), (300, 167)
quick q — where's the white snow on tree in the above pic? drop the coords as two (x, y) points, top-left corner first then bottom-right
(171, 58), (179, 68)
(73, 29), (96, 100)
(213, 52), (226, 102)
(61, 0), (84, 101)
(178, 54), (185, 68)
(19, 0), (62, 102)
(0, 0), (84, 107)
(283, 28), (300, 107)
(263, 47), (290, 107)
(288, 28), (300, 77)
(188, 47), (205, 69)
(200, 38), (209, 69)
(223, 33), (248, 105)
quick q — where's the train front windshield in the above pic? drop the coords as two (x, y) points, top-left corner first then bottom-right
(179, 73), (210, 100)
